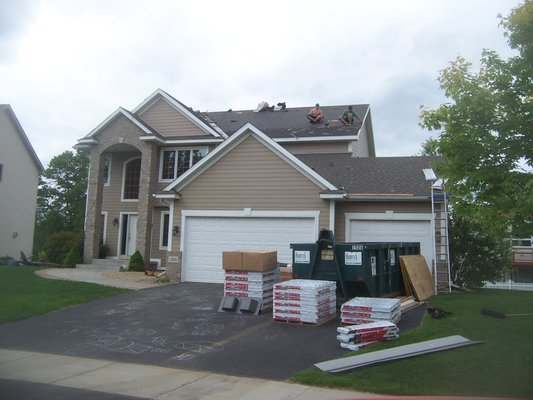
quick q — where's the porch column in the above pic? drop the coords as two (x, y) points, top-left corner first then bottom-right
(136, 143), (157, 268)
(83, 151), (104, 263)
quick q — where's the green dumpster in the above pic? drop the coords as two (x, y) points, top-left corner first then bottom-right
(291, 230), (420, 298)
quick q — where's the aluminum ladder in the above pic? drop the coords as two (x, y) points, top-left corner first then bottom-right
(431, 182), (452, 294)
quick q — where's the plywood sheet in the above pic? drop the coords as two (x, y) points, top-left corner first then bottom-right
(399, 255), (435, 301)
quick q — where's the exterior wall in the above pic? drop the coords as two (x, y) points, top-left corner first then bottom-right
(138, 98), (207, 138)
(334, 201), (432, 242)
(0, 110), (40, 258)
(83, 115), (157, 266)
(168, 134), (331, 279)
(280, 141), (351, 155)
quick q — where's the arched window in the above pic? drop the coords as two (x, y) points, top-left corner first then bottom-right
(123, 158), (141, 200)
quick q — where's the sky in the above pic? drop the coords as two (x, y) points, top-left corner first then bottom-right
(1, 0), (521, 167)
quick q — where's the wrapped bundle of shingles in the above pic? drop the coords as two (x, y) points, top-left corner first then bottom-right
(338, 297), (401, 350)
(273, 279), (336, 324)
(224, 269), (278, 310)
(337, 321), (399, 350)
(341, 297), (401, 325)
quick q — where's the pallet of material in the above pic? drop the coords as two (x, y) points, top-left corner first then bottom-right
(399, 255), (435, 301)
(273, 279), (336, 325)
(340, 297), (401, 325)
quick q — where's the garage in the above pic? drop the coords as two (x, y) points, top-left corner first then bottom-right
(181, 211), (319, 283)
(346, 213), (433, 271)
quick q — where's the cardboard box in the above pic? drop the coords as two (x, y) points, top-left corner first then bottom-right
(222, 250), (277, 271)
(223, 251), (243, 270)
(242, 250), (277, 271)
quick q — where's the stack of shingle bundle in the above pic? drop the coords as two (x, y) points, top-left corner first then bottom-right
(340, 297), (401, 325)
(273, 279), (336, 324)
(223, 269), (278, 310)
(336, 321), (399, 350)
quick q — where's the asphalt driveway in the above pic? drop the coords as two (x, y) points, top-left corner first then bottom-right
(0, 283), (425, 380)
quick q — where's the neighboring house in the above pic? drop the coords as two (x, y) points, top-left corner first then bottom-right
(0, 105), (44, 260)
(509, 237), (533, 282)
(76, 89), (440, 284)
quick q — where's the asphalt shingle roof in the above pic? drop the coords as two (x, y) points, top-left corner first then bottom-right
(203, 104), (369, 138)
(295, 154), (442, 197)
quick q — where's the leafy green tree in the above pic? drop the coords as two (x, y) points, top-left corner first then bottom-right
(448, 208), (512, 288)
(34, 150), (89, 256)
(420, 0), (533, 237)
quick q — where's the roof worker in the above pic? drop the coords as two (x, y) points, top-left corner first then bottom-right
(307, 103), (324, 124)
(338, 105), (362, 126)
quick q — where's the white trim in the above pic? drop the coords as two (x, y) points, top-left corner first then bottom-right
(169, 201), (175, 252)
(83, 107), (151, 139)
(344, 212), (432, 243)
(132, 89), (227, 139)
(320, 193), (346, 199)
(329, 201), (335, 232)
(274, 135), (358, 143)
(153, 192), (181, 200)
(101, 211), (108, 245)
(150, 258), (162, 269)
(158, 146), (208, 183)
(140, 136), (224, 145)
(159, 211), (170, 250)
(164, 123), (338, 192)
(121, 156), (141, 202)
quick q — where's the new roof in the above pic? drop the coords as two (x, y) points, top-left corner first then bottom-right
(203, 104), (369, 139)
(296, 153), (442, 198)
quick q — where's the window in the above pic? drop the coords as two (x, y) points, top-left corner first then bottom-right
(160, 147), (207, 181)
(0, 164), (3, 182)
(160, 211), (170, 249)
(103, 155), (112, 186)
(123, 158), (141, 200)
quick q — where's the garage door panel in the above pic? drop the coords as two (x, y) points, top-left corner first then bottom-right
(183, 216), (317, 283)
(349, 220), (432, 271)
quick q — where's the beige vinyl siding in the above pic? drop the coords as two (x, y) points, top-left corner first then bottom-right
(334, 201), (432, 242)
(172, 135), (330, 249)
(281, 141), (351, 155)
(139, 98), (207, 137)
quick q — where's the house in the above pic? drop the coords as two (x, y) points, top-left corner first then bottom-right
(76, 89), (441, 284)
(0, 105), (44, 260)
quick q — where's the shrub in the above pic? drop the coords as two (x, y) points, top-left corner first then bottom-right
(41, 231), (84, 265)
(63, 236), (84, 268)
(99, 244), (109, 259)
(128, 250), (145, 272)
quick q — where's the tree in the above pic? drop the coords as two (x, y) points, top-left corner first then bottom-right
(420, 0), (533, 237)
(34, 150), (89, 257)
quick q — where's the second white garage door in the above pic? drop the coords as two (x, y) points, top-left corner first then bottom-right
(182, 214), (318, 283)
(348, 217), (433, 271)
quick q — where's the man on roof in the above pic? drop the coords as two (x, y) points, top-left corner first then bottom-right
(307, 103), (324, 124)
(338, 105), (362, 126)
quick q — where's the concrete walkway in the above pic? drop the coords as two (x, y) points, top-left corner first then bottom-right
(0, 349), (376, 399)
(35, 268), (160, 290)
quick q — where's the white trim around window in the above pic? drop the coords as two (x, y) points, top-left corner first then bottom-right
(103, 154), (112, 186)
(158, 146), (208, 183)
(159, 211), (170, 250)
(121, 156), (141, 202)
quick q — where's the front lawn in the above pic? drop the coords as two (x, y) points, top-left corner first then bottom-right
(0, 265), (129, 325)
(293, 289), (533, 398)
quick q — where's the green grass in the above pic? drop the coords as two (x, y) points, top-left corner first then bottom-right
(292, 289), (533, 398)
(0, 265), (129, 325)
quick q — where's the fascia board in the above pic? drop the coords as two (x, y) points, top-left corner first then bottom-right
(164, 122), (338, 193)
(153, 192), (181, 200)
(274, 135), (357, 143)
(133, 89), (227, 139)
(139, 136), (224, 145)
(84, 107), (151, 139)
(320, 193), (347, 199)
(346, 195), (429, 202)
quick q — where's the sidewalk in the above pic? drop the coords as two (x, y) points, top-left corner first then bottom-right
(0, 348), (376, 400)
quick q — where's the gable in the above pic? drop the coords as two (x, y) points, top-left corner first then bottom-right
(138, 97), (209, 138)
(177, 135), (327, 205)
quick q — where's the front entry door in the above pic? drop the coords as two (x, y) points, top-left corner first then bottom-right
(122, 214), (138, 256)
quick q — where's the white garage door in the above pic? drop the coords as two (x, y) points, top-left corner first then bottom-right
(348, 219), (432, 269)
(183, 215), (317, 283)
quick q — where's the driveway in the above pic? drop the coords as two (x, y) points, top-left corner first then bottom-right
(0, 283), (425, 380)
